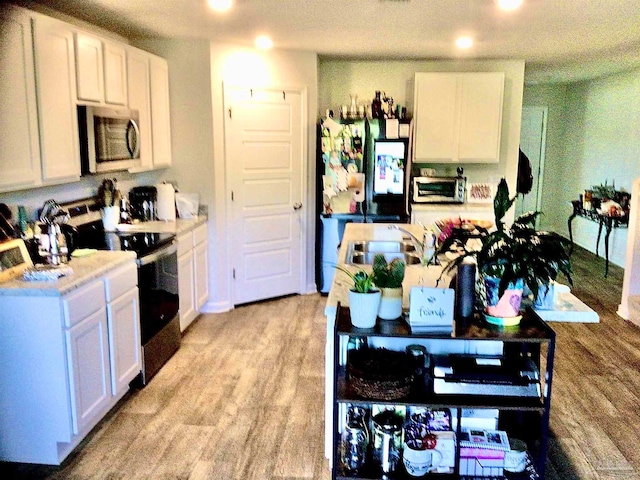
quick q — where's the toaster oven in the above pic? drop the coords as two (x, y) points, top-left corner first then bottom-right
(412, 176), (466, 203)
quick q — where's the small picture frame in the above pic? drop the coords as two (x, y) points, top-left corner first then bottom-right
(0, 239), (33, 283)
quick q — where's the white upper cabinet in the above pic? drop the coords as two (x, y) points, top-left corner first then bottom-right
(32, 15), (81, 183)
(127, 49), (172, 171)
(0, 7), (42, 192)
(127, 47), (153, 170)
(103, 41), (127, 105)
(75, 32), (127, 105)
(414, 72), (505, 163)
(75, 33), (104, 103)
(149, 54), (172, 168)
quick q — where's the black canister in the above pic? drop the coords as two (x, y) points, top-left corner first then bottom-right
(455, 258), (477, 323)
(129, 186), (157, 222)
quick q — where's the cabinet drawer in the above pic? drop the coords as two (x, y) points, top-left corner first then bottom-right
(193, 223), (207, 246)
(104, 262), (137, 302)
(177, 232), (193, 257)
(63, 280), (106, 327)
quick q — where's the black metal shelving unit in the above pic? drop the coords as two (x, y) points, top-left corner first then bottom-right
(332, 305), (555, 480)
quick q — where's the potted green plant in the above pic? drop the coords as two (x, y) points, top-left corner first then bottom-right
(435, 178), (572, 324)
(372, 254), (405, 320)
(334, 265), (381, 328)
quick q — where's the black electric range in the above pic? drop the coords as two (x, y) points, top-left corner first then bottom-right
(63, 197), (180, 386)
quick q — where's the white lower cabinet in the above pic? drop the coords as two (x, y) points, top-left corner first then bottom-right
(178, 243), (196, 331)
(107, 288), (141, 397)
(194, 239), (209, 310)
(178, 223), (209, 332)
(66, 308), (111, 436)
(0, 259), (140, 465)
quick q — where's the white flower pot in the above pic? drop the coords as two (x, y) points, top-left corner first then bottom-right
(378, 287), (403, 320)
(348, 290), (381, 328)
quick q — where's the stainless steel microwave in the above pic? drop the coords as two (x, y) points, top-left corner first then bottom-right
(78, 106), (141, 174)
(412, 176), (466, 203)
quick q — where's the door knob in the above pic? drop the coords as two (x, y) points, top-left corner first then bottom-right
(293, 202), (303, 210)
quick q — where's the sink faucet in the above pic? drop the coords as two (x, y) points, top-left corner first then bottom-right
(388, 225), (437, 265)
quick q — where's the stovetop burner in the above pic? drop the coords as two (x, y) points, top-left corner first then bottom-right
(76, 221), (175, 258)
(62, 197), (176, 258)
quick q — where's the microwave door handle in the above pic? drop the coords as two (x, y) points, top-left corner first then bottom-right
(127, 119), (141, 158)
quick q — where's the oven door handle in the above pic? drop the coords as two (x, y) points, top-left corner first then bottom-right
(136, 241), (177, 266)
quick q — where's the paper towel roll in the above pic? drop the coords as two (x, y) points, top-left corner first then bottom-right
(156, 183), (176, 221)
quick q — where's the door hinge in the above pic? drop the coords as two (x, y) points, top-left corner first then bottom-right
(232, 268), (236, 279)
(231, 190), (234, 201)
(228, 107), (232, 119)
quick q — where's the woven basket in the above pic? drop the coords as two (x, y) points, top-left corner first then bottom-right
(348, 348), (415, 401)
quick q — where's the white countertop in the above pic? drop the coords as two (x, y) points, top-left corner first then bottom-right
(0, 216), (207, 297)
(411, 203), (493, 212)
(0, 251), (136, 297)
(534, 292), (600, 323)
(111, 215), (207, 235)
(325, 223), (451, 316)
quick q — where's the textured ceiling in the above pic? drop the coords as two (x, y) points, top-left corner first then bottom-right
(17, 0), (640, 84)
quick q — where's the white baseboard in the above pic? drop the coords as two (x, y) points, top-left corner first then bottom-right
(201, 300), (233, 313)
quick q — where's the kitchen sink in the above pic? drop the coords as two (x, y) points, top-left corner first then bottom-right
(349, 240), (417, 253)
(346, 241), (422, 265)
(349, 251), (422, 265)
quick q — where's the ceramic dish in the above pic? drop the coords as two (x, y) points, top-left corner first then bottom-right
(484, 312), (522, 327)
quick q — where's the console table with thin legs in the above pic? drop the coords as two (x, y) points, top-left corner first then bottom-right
(568, 200), (629, 277)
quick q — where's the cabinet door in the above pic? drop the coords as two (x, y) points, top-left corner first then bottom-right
(458, 73), (504, 163)
(0, 7), (42, 191)
(149, 54), (172, 168)
(103, 41), (127, 105)
(75, 32), (104, 103)
(65, 308), (111, 436)
(178, 250), (196, 332)
(33, 16), (81, 182)
(413, 73), (458, 162)
(107, 288), (141, 397)
(127, 47), (153, 170)
(194, 240), (209, 311)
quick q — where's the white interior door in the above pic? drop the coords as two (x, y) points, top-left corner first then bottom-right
(224, 86), (304, 305)
(516, 107), (548, 219)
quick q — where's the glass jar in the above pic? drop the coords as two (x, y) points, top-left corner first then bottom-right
(372, 408), (404, 475)
(339, 405), (369, 475)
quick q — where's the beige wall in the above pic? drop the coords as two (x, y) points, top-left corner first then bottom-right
(524, 67), (640, 268)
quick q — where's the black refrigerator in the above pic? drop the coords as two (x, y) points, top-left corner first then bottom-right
(316, 117), (410, 293)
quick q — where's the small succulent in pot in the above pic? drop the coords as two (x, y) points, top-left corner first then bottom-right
(334, 265), (377, 293)
(372, 254), (405, 289)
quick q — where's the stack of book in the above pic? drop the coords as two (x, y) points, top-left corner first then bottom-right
(458, 428), (510, 477)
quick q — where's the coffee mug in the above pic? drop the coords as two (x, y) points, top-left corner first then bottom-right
(402, 444), (442, 477)
(504, 438), (528, 473)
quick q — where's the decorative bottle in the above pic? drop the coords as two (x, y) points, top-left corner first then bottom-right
(371, 91), (383, 119)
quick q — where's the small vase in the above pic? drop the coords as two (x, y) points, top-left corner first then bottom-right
(349, 290), (381, 328)
(378, 287), (403, 320)
(533, 283), (555, 310)
(483, 275), (524, 318)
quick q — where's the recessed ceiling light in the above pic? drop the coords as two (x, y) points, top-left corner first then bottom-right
(208, 0), (232, 12)
(255, 35), (273, 50)
(497, 0), (523, 11)
(456, 36), (473, 49)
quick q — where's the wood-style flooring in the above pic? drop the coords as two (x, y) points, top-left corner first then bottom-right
(2, 245), (639, 479)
